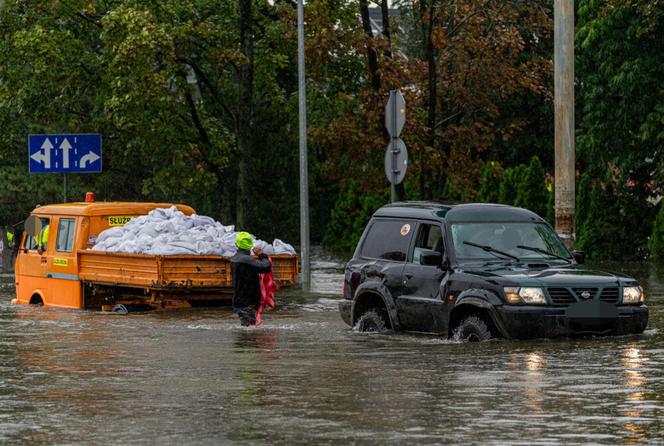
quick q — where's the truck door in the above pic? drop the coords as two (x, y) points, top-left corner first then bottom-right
(397, 222), (448, 333)
(15, 217), (51, 304)
(47, 216), (82, 308)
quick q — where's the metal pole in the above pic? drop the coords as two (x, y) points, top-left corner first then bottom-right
(297, 0), (311, 291)
(554, 0), (575, 249)
(63, 173), (68, 202)
(390, 91), (397, 203)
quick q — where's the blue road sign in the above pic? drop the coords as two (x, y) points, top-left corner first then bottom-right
(29, 134), (102, 173)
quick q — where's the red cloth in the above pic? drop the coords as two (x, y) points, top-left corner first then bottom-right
(255, 258), (280, 326)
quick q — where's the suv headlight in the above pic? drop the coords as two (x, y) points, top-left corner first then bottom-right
(504, 287), (547, 305)
(622, 286), (644, 304)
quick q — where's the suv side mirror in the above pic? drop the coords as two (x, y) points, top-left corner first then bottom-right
(572, 250), (585, 264)
(420, 249), (442, 266)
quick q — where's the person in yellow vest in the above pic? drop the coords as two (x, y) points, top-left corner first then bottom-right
(37, 223), (49, 254)
(6, 230), (14, 248)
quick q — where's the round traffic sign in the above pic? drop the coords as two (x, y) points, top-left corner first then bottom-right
(384, 138), (408, 185)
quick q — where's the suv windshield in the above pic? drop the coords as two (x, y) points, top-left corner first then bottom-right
(450, 222), (571, 262)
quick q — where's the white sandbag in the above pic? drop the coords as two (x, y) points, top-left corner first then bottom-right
(90, 205), (296, 257)
(95, 226), (124, 244)
(273, 239), (296, 255)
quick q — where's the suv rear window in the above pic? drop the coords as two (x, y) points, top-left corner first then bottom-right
(360, 219), (413, 261)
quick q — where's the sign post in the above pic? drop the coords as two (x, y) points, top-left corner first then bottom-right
(385, 90), (407, 202)
(28, 133), (102, 202)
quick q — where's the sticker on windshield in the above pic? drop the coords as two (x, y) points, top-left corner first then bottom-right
(400, 224), (411, 236)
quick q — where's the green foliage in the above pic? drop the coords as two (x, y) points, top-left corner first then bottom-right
(0, 0), (300, 241)
(576, 172), (654, 260)
(577, 0), (663, 207)
(477, 162), (502, 204)
(498, 165), (524, 205)
(0, 0), (660, 264)
(514, 156), (549, 219)
(323, 181), (388, 255)
(650, 202), (664, 261)
(0, 167), (62, 227)
(477, 157), (551, 220)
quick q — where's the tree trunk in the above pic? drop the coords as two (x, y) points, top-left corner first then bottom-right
(359, 0), (380, 91)
(236, 0), (254, 229)
(380, 0), (392, 58)
(424, 0), (437, 200)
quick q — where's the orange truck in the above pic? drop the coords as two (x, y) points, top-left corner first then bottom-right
(12, 198), (298, 311)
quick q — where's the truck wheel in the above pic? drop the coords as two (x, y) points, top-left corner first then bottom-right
(111, 304), (128, 314)
(355, 310), (389, 333)
(453, 316), (493, 342)
(29, 295), (44, 306)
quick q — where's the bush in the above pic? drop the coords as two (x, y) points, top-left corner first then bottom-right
(498, 164), (525, 204)
(650, 202), (664, 261)
(479, 156), (551, 220)
(514, 156), (549, 219)
(576, 172), (654, 260)
(477, 162), (502, 203)
(323, 181), (387, 256)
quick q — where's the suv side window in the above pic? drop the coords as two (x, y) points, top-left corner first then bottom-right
(360, 219), (414, 261)
(412, 223), (443, 264)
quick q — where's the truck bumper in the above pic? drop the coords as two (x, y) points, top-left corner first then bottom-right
(495, 304), (648, 339)
(339, 300), (352, 326)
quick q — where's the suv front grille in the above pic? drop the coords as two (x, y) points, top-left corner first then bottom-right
(548, 288), (576, 306)
(573, 288), (598, 300)
(546, 287), (620, 306)
(599, 287), (620, 303)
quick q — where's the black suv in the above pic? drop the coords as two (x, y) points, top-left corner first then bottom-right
(339, 202), (648, 340)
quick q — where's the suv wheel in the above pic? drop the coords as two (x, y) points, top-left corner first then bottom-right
(453, 316), (493, 342)
(355, 310), (389, 333)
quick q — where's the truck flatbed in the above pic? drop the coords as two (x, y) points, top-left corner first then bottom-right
(78, 251), (298, 289)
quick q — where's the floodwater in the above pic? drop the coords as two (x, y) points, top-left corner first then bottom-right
(1, 252), (663, 445)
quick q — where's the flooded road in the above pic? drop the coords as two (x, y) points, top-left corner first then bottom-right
(1, 253), (663, 445)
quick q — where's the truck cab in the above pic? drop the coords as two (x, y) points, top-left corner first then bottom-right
(13, 199), (194, 308)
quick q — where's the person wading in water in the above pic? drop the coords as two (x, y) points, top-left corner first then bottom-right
(230, 232), (271, 327)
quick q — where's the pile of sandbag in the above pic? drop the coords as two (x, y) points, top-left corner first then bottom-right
(90, 206), (296, 257)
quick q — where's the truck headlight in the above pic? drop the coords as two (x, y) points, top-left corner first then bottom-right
(504, 287), (547, 305)
(622, 286), (644, 304)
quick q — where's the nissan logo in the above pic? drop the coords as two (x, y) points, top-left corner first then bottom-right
(581, 291), (591, 299)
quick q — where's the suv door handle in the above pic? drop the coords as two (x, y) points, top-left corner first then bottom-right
(404, 273), (414, 279)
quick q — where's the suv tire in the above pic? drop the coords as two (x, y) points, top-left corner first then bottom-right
(453, 315), (493, 342)
(355, 310), (389, 333)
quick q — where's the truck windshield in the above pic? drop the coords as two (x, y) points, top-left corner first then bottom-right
(450, 222), (571, 262)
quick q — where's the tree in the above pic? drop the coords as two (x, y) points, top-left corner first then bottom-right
(576, 0), (663, 254)
(650, 202), (664, 261)
(0, 0), (301, 244)
(514, 156), (549, 218)
(309, 0), (553, 204)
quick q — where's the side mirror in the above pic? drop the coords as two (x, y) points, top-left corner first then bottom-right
(24, 215), (42, 237)
(420, 249), (442, 266)
(572, 250), (585, 264)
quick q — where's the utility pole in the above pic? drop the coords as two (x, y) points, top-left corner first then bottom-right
(554, 0), (575, 249)
(297, 0), (311, 291)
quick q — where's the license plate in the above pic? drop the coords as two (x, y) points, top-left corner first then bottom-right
(566, 300), (619, 320)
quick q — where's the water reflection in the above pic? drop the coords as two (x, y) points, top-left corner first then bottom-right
(621, 345), (648, 444)
(509, 351), (546, 418)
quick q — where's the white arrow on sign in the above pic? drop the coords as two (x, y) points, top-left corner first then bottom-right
(79, 151), (100, 168)
(60, 138), (72, 169)
(30, 137), (53, 169)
